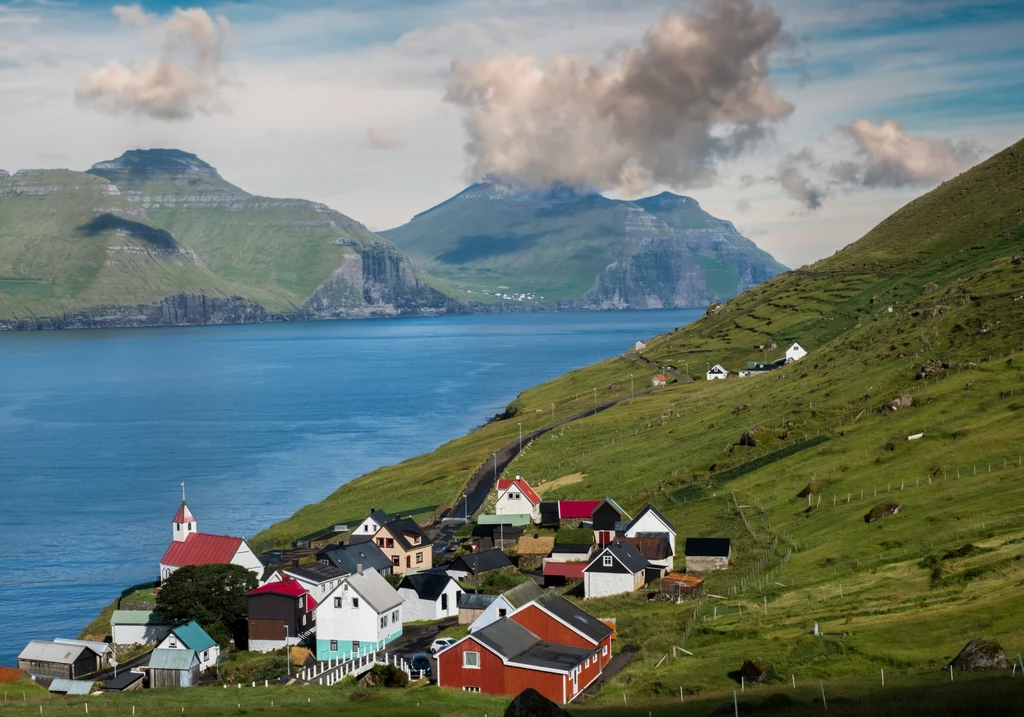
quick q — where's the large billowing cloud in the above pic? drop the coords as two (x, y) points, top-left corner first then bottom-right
(445, 0), (794, 193)
(75, 4), (233, 121)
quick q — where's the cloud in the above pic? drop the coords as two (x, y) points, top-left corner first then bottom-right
(444, 0), (794, 194)
(735, 198), (752, 213)
(366, 126), (405, 150)
(75, 4), (234, 121)
(776, 148), (826, 210)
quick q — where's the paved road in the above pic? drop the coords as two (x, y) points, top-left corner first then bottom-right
(580, 649), (636, 698)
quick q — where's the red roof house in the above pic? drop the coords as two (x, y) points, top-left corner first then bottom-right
(495, 475), (542, 523)
(160, 497), (264, 581)
(246, 576), (317, 652)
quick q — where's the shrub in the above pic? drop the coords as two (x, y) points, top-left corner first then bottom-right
(367, 664), (409, 689)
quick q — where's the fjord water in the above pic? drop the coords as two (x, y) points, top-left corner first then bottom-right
(0, 309), (700, 666)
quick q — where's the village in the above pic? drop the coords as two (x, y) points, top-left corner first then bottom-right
(13, 476), (733, 706)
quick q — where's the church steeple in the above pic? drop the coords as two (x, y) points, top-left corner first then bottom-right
(172, 481), (197, 543)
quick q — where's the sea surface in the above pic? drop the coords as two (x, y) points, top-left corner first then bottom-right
(0, 309), (701, 666)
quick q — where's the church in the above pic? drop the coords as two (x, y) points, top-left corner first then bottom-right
(159, 484), (264, 581)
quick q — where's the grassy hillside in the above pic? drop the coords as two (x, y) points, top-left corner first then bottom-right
(255, 138), (1024, 704)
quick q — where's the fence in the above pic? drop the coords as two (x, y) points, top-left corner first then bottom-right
(300, 649), (412, 686)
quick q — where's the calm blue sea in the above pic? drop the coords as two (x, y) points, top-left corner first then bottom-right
(0, 309), (700, 666)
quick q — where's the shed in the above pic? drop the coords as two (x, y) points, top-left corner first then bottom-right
(48, 679), (95, 696)
(458, 592), (497, 625)
(706, 364), (729, 380)
(0, 668), (28, 684)
(471, 524), (524, 551)
(157, 621), (219, 672)
(468, 580), (545, 633)
(516, 535), (556, 558)
(148, 648), (200, 688)
(18, 641), (99, 680)
(53, 639), (113, 668)
(539, 502), (560, 528)
(398, 571), (462, 621)
(541, 560), (587, 585)
(684, 538), (732, 572)
(583, 541), (649, 599)
(660, 573), (705, 598)
(100, 671), (146, 692)
(111, 610), (175, 646)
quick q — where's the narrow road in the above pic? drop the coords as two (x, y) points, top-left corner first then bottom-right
(83, 649), (152, 681)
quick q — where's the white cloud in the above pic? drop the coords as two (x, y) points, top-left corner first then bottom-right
(366, 126), (405, 150)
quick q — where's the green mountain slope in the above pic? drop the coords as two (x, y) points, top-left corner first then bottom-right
(257, 139), (1024, 700)
(382, 183), (787, 306)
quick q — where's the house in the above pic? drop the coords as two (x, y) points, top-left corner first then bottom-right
(100, 671), (146, 693)
(52, 639), (113, 669)
(313, 567), (404, 660)
(550, 528), (593, 563)
(159, 495), (263, 581)
(446, 549), (513, 580)
(684, 538), (732, 572)
(48, 678), (95, 696)
(590, 498), (629, 546)
(317, 540), (393, 576)
(458, 593), (497, 625)
(398, 571), (462, 621)
(624, 534), (674, 578)
(246, 576), (317, 653)
(738, 359), (785, 377)
(372, 518), (433, 574)
(469, 580), (544, 633)
(635, 341), (646, 352)
(471, 523), (524, 551)
(280, 562), (349, 603)
(651, 374), (666, 387)
(495, 476), (541, 523)
(110, 610), (176, 647)
(18, 641), (101, 679)
(621, 504), (677, 567)
(786, 342), (807, 363)
(156, 621), (219, 672)
(148, 648), (200, 688)
(350, 508), (393, 544)
(508, 591), (614, 666)
(583, 541), (649, 599)
(436, 618), (602, 704)
(706, 364), (729, 380)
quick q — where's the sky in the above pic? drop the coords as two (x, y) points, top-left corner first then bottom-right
(1, 0), (1022, 268)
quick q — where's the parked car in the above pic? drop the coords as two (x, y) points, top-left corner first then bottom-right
(410, 653), (432, 679)
(446, 540), (461, 552)
(429, 638), (456, 654)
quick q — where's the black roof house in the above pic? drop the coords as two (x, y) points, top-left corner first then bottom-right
(285, 562), (347, 583)
(684, 537), (732, 557)
(447, 548), (513, 576)
(585, 540), (649, 575)
(384, 517), (433, 550)
(591, 498), (629, 531)
(318, 541), (393, 575)
(398, 570), (457, 601)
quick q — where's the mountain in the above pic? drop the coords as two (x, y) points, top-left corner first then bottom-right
(256, 139), (1024, 706)
(381, 182), (786, 307)
(0, 150), (459, 329)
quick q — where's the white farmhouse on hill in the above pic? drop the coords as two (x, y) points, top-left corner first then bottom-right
(706, 364), (728, 381)
(786, 343), (807, 363)
(635, 341), (646, 352)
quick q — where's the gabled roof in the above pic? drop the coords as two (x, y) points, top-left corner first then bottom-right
(458, 593), (497, 610)
(160, 533), (244, 568)
(594, 497), (630, 520)
(52, 639), (111, 657)
(472, 618), (592, 673)
(111, 610), (175, 626)
(321, 568), (403, 615)
(708, 364), (728, 374)
(623, 503), (677, 534)
(542, 561), (586, 579)
(558, 500), (601, 520)
(367, 508), (392, 526)
(448, 548), (513, 575)
(496, 476), (541, 505)
(247, 576), (308, 600)
(284, 562), (347, 585)
(624, 534), (673, 561)
(170, 621), (217, 653)
(528, 592), (613, 644)
(501, 579), (544, 609)
(172, 502), (195, 524)
(379, 518), (432, 551)
(101, 671), (145, 691)
(18, 641), (88, 664)
(587, 540), (649, 574)
(149, 648), (198, 671)
(48, 678), (94, 695)
(684, 537), (732, 558)
(399, 571), (457, 601)
(655, 373), (666, 381)
(318, 541), (393, 575)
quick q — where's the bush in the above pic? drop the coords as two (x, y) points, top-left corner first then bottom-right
(219, 652), (293, 684)
(367, 664), (409, 688)
(477, 570), (529, 594)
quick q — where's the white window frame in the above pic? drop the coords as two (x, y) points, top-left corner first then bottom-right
(602, 645), (608, 657)
(392, 609), (399, 622)
(602, 555), (613, 567)
(463, 686), (480, 692)
(463, 651), (480, 669)
(380, 616), (388, 629)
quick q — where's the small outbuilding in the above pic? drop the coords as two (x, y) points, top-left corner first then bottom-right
(583, 541), (649, 599)
(660, 572), (705, 598)
(458, 593), (497, 626)
(148, 648), (200, 688)
(651, 374), (666, 387)
(110, 610), (175, 647)
(684, 538), (732, 572)
(156, 621), (219, 672)
(100, 671), (146, 693)
(468, 580), (544, 633)
(398, 571), (462, 621)
(48, 678), (95, 696)
(18, 641), (101, 680)
(707, 364), (729, 381)
(635, 341), (646, 352)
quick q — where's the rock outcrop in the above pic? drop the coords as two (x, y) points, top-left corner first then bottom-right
(944, 638), (1011, 671)
(503, 688), (570, 717)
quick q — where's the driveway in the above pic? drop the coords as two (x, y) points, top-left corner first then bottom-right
(389, 617), (458, 683)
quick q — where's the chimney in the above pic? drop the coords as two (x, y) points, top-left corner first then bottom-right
(547, 587), (556, 595)
(357, 563), (363, 576)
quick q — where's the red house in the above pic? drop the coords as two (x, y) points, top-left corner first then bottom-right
(437, 590), (613, 704)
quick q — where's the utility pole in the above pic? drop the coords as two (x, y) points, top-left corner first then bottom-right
(551, 403), (554, 422)
(463, 493), (468, 522)
(286, 624), (290, 678)
(630, 373), (634, 398)
(518, 423), (522, 453)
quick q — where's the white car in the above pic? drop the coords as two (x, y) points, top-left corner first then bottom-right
(429, 638), (457, 654)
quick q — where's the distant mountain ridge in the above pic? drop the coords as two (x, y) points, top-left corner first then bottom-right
(383, 182), (786, 309)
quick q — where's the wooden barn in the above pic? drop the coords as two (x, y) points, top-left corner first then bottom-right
(147, 648), (200, 688)
(18, 641), (100, 679)
(458, 593), (497, 626)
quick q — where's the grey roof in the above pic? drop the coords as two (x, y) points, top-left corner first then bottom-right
(449, 549), (513, 575)
(18, 641), (88, 664)
(284, 562), (347, 584)
(318, 541), (393, 575)
(53, 638), (111, 656)
(533, 592), (613, 644)
(332, 568), (404, 614)
(399, 571), (456, 601)
(48, 679), (94, 695)
(368, 509), (392, 526)
(384, 518), (433, 551)
(502, 579), (544, 609)
(473, 618), (591, 673)
(684, 537), (731, 558)
(551, 543), (592, 554)
(149, 648), (198, 671)
(590, 540), (649, 574)
(111, 610), (174, 626)
(458, 593), (497, 610)
(624, 504), (677, 534)
(101, 671), (145, 691)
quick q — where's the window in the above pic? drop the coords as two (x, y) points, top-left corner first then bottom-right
(169, 635), (177, 648)
(463, 651), (480, 669)
(298, 596), (304, 609)
(330, 640), (338, 652)
(187, 523), (192, 530)
(352, 640), (360, 653)
(510, 492), (520, 500)
(463, 686), (480, 693)
(334, 597), (342, 608)
(416, 551), (423, 564)
(380, 616), (388, 629)
(392, 556), (400, 566)
(602, 555), (613, 567)
(386, 538), (394, 548)
(365, 524), (371, 532)
(301, 614), (307, 626)
(441, 593), (448, 611)
(377, 538), (385, 547)
(602, 645), (608, 657)
(392, 610), (399, 622)
(352, 598), (360, 609)
(497, 608), (507, 618)
(203, 650), (209, 661)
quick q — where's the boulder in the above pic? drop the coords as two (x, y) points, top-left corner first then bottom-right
(944, 638), (1011, 671)
(740, 657), (772, 683)
(886, 394), (913, 411)
(1011, 254), (1024, 266)
(865, 500), (902, 523)
(733, 403), (752, 414)
(915, 359), (949, 380)
(922, 282), (939, 294)
(504, 688), (571, 717)
(739, 426), (771, 447)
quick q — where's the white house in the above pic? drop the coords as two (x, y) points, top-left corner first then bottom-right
(469, 580), (544, 633)
(706, 364), (729, 381)
(621, 504), (677, 566)
(635, 341), (646, 352)
(155, 621), (219, 672)
(110, 610), (175, 647)
(314, 568), (404, 661)
(583, 541), (648, 600)
(280, 562), (349, 603)
(351, 508), (393, 542)
(494, 476), (541, 523)
(397, 571), (462, 621)
(159, 492), (263, 581)
(786, 343), (807, 363)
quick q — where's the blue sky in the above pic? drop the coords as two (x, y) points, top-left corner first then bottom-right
(1, 0), (1022, 266)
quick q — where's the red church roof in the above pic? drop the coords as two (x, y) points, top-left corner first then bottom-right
(496, 476), (541, 505)
(172, 502), (195, 524)
(161, 533), (242, 568)
(558, 500), (601, 519)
